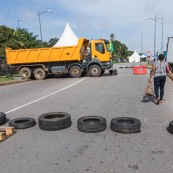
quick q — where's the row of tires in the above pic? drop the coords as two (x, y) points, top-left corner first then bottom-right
(20, 66), (117, 80)
(0, 112), (139, 133)
(1, 112), (173, 134)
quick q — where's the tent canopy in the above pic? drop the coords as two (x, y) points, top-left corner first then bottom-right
(129, 50), (140, 63)
(53, 23), (78, 47)
(140, 54), (147, 58)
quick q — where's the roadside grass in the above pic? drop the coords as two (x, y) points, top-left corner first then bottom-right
(0, 75), (14, 82)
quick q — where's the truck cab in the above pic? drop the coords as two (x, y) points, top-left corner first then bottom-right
(166, 37), (173, 72)
(85, 39), (113, 77)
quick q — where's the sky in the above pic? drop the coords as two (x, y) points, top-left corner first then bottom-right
(1, 0), (173, 55)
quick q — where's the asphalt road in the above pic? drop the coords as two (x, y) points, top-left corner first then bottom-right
(0, 63), (173, 173)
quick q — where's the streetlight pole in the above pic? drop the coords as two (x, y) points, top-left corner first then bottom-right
(145, 16), (157, 56)
(37, 9), (52, 47)
(17, 19), (24, 28)
(145, 16), (164, 56)
(141, 33), (143, 54)
(161, 17), (163, 53)
(154, 16), (157, 57)
(158, 17), (163, 53)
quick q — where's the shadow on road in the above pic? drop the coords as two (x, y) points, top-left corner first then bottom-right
(141, 95), (155, 104)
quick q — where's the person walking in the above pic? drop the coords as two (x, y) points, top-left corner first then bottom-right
(149, 54), (173, 104)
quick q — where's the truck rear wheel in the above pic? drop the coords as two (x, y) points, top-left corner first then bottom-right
(69, 66), (82, 78)
(81, 70), (87, 77)
(89, 65), (101, 77)
(34, 68), (47, 80)
(101, 69), (105, 75)
(20, 67), (32, 79)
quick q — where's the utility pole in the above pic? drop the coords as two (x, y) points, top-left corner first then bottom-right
(141, 33), (143, 54)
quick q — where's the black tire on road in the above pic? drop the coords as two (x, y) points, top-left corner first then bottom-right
(0, 112), (6, 125)
(69, 66), (82, 78)
(38, 112), (72, 131)
(34, 68), (48, 80)
(81, 70), (87, 77)
(109, 69), (117, 75)
(77, 116), (106, 133)
(89, 65), (101, 77)
(101, 69), (105, 75)
(167, 121), (173, 134)
(20, 67), (33, 79)
(111, 117), (141, 133)
(9, 117), (36, 129)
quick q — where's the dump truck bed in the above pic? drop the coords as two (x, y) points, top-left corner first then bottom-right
(5, 38), (89, 65)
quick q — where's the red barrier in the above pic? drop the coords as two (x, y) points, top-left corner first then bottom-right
(133, 66), (146, 75)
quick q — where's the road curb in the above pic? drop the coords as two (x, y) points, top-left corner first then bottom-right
(0, 79), (30, 86)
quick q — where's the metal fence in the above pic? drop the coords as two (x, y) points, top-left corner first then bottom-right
(0, 64), (19, 75)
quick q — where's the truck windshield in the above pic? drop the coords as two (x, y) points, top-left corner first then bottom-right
(95, 43), (105, 54)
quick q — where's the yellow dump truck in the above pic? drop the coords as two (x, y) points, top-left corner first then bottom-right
(5, 38), (113, 80)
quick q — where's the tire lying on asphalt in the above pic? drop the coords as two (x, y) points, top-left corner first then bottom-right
(0, 112), (6, 125)
(167, 121), (173, 134)
(77, 116), (106, 133)
(9, 117), (36, 129)
(109, 69), (117, 75)
(38, 112), (72, 131)
(110, 117), (141, 133)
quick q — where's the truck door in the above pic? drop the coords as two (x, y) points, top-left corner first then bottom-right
(92, 41), (110, 62)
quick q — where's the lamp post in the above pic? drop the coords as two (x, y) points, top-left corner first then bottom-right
(141, 33), (143, 54)
(158, 17), (163, 53)
(145, 16), (164, 56)
(37, 9), (52, 47)
(17, 19), (24, 28)
(145, 16), (157, 56)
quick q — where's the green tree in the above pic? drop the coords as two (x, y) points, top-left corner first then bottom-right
(109, 33), (134, 62)
(48, 37), (59, 47)
(0, 25), (41, 59)
(109, 33), (116, 41)
(0, 25), (14, 58)
(13, 28), (41, 48)
(127, 50), (133, 57)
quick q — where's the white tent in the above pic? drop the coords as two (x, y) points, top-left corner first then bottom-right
(140, 54), (147, 58)
(129, 50), (140, 63)
(53, 23), (78, 47)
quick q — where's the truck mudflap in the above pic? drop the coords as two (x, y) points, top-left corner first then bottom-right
(101, 61), (113, 70)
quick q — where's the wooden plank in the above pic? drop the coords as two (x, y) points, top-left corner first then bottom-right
(0, 127), (14, 136)
(0, 132), (6, 141)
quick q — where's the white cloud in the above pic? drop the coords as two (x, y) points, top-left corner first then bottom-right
(1, 0), (173, 53)
(47, 0), (173, 53)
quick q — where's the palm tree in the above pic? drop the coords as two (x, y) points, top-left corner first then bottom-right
(110, 33), (116, 41)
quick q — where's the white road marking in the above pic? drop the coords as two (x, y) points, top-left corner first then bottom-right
(5, 78), (87, 114)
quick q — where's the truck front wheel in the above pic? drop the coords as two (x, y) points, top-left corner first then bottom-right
(69, 66), (82, 78)
(20, 67), (33, 79)
(34, 68), (47, 80)
(89, 65), (101, 77)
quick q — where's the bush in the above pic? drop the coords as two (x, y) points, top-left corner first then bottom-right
(0, 64), (19, 75)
